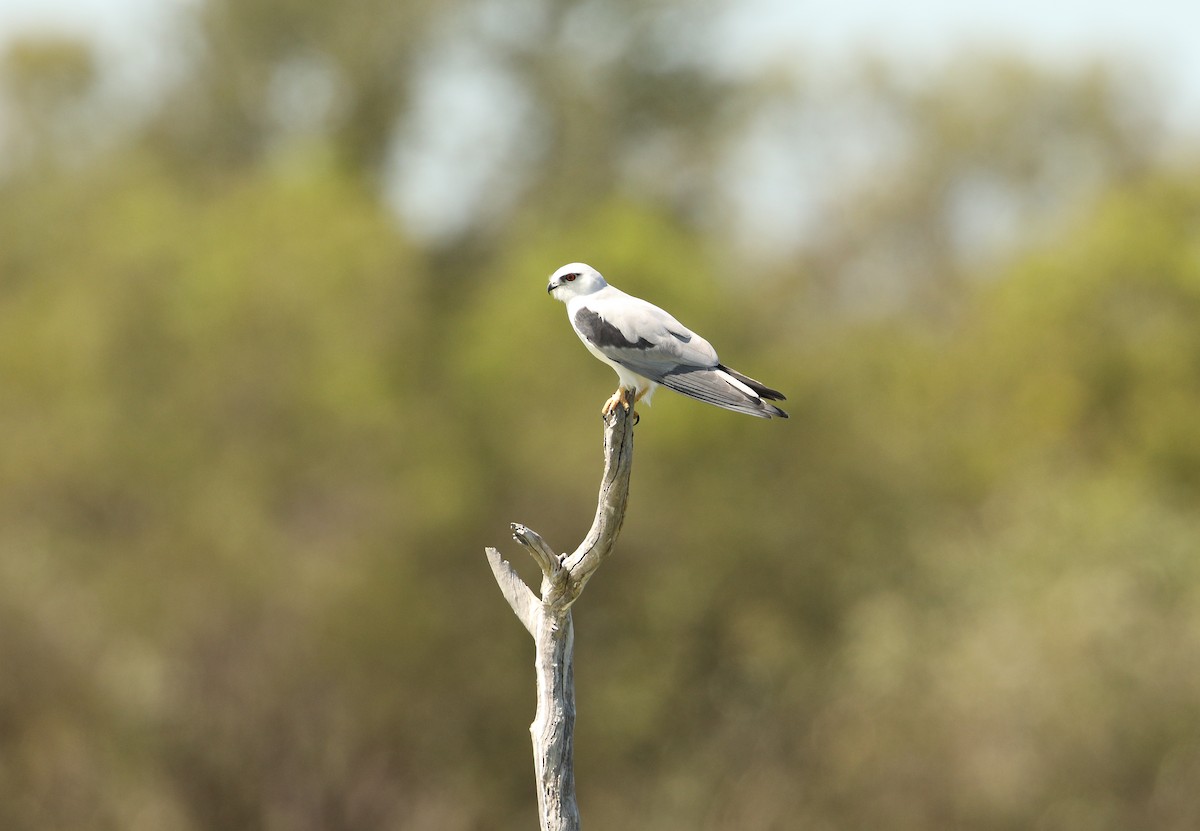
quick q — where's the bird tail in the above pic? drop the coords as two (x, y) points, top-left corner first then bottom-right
(716, 365), (787, 402)
(659, 366), (788, 419)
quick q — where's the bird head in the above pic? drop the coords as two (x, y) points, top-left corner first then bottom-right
(547, 263), (607, 302)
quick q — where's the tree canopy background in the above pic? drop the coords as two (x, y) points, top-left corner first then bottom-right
(2, 2), (1199, 829)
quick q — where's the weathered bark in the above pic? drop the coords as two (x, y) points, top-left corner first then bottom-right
(485, 395), (636, 831)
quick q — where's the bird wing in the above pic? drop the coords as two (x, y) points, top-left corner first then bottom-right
(571, 292), (718, 371)
(572, 292), (787, 419)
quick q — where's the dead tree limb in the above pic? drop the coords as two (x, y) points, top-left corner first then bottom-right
(485, 396), (637, 831)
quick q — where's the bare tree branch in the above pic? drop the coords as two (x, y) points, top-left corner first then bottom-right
(561, 403), (636, 600)
(485, 394), (637, 831)
(511, 522), (566, 594)
(484, 546), (539, 636)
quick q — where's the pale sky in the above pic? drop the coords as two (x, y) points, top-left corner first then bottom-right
(4, 0), (1197, 246)
(2, 0), (1197, 125)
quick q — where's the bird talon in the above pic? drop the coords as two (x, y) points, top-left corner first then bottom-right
(601, 387), (637, 420)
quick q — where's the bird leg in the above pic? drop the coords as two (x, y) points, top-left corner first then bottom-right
(630, 387), (651, 424)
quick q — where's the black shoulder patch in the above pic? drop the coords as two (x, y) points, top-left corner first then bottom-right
(574, 307), (654, 349)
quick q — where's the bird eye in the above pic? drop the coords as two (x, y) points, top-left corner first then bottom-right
(564, 273), (578, 282)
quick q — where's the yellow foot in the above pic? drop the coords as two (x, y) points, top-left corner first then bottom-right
(630, 386), (647, 424)
(601, 386), (635, 418)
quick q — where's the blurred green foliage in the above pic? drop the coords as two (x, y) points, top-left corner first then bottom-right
(2, 2), (1199, 829)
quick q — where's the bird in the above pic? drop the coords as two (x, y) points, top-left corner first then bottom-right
(547, 263), (787, 420)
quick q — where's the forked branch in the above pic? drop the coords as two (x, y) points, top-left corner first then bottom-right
(484, 394), (637, 831)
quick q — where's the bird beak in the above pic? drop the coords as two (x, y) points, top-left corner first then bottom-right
(546, 281), (556, 295)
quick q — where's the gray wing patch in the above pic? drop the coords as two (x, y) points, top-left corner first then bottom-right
(574, 307), (654, 349)
(668, 329), (692, 343)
